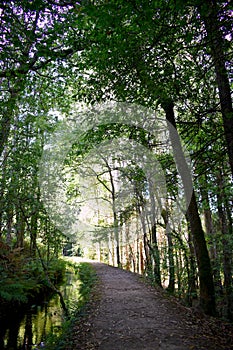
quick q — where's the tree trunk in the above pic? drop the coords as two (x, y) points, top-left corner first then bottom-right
(162, 99), (216, 316)
(161, 209), (175, 293)
(104, 160), (121, 267)
(0, 83), (21, 157)
(217, 171), (233, 320)
(136, 217), (140, 273)
(6, 207), (14, 245)
(125, 223), (131, 270)
(30, 213), (37, 256)
(16, 211), (25, 248)
(150, 223), (162, 286)
(199, 1), (233, 176)
(113, 210), (121, 267)
(139, 206), (151, 272)
(187, 229), (198, 305)
(148, 180), (162, 286)
(166, 229), (175, 293)
(200, 180), (223, 295)
(0, 149), (9, 237)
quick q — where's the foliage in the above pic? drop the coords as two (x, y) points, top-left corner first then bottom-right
(0, 0), (232, 320)
(0, 241), (66, 306)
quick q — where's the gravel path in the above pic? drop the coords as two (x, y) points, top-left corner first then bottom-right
(68, 260), (233, 350)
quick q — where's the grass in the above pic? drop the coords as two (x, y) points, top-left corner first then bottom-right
(44, 261), (98, 350)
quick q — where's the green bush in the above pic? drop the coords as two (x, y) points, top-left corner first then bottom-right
(0, 254), (66, 306)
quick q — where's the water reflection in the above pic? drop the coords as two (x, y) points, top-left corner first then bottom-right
(1, 271), (80, 349)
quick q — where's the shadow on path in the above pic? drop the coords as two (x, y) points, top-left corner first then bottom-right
(68, 258), (233, 350)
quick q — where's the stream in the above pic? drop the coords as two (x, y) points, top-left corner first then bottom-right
(1, 270), (81, 349)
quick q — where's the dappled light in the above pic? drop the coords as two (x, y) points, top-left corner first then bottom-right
(0, 0), (232, 349)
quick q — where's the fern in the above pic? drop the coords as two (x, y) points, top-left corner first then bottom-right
(0, 282), (28, 303)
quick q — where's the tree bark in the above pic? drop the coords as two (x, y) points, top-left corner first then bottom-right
(200, 180), (223, 295)
(16, 211), (25, 248)
(198, 1), (233, 176)
(187, 229), (198, 305)
(150, 223), (162, 286)
(148, 180), (162, 286)
(162, 99), (216, 316)
(161, 209), (175, 293)
(217, 170), (233, 320)
(138, 204), (151, 272)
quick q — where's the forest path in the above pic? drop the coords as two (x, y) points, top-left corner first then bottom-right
(68, 259), (233, 350)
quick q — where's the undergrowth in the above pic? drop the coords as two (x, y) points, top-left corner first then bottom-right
(0, 241), (66, 307)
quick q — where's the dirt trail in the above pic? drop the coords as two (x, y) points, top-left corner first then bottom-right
(69, 260), (233, 350)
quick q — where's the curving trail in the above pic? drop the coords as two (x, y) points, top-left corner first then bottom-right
(67, 258), (233, 350)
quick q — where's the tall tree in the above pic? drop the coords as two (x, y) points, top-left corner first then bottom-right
(0, 0), (82, 155)
(162, 99), (216, 315)
(66, 0), (217, 315)
(196, 0), (233, 176)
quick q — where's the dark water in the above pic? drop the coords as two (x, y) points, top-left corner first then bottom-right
(1, 271), (81, 349)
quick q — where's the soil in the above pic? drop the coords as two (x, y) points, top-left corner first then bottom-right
(66, 259), (233, 350)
